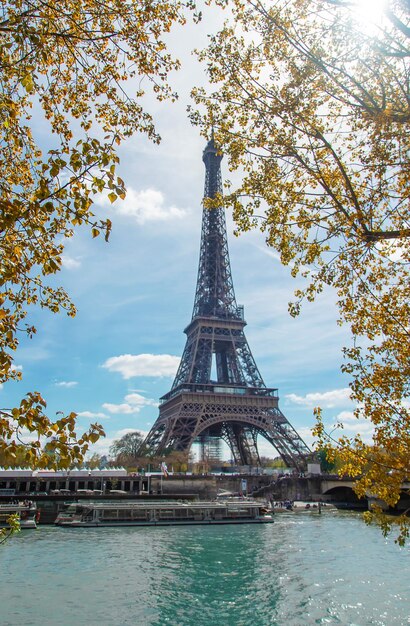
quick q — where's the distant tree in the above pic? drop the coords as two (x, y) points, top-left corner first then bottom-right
(0, 0), (200, 473)
(109, 431), (145, 466)
(163, 450), (190, 472)
(271, 457), (288, 470)
(193, 0), (410, 544)
(258, 457), (270, 468)
(316, 449), (337, 474)
(87, 453), (104, 470)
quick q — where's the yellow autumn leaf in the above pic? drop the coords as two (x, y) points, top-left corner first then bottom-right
(193, 0), (410, 544)
(0, 0), (199, 479)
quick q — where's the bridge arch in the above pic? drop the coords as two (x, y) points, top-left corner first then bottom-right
(322, 485), (367, 508)
(388, 490), (410, 514)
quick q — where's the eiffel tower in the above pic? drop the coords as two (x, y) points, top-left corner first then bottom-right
(142, 138), (311, 469)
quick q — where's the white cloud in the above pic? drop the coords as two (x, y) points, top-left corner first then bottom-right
(317, 410), (375, 446)
(102, 392), (158, 415)
(100, 187), (187, 224)
(62, 254), (82, 270)
(55, 381), (78, 388)
(102, 403), (139, 415)
(77, 411), (110, 420)
(333, 410), (375, 435)
(335, 410), (359, 423)
(115, 427), (149, 439)
(124, 392), (158, 407)
(296, 426), (316, 446)
(286, 387), (352, 408)
(103, 353), (180, 379)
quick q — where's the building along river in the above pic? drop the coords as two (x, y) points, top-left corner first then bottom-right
(1, 510), (409, 625)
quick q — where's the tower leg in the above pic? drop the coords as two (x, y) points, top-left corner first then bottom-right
(221, 423), (260, 466)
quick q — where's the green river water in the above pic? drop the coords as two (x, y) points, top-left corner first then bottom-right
(0, 511), (409, 626)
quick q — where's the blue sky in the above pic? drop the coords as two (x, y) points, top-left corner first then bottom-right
(3, 3), (369, 460)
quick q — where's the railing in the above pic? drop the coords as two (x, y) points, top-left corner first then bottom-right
(160, 383), (278, 404)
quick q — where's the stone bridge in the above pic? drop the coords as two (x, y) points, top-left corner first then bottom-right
(252, 474), (410, 512)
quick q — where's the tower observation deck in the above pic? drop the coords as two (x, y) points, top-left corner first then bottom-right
(141, 139), (311, 469)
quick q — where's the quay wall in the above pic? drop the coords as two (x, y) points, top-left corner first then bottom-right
(153, 476), (217, 499)
(0, 470), (270, 498)
(266, 476), (321, 502)
(151, 474), (272, 499)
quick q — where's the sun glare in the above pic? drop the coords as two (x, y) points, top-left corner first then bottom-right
(351, 0), (388, 31)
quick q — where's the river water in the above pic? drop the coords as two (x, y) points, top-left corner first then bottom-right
(1, 511), (409, 626)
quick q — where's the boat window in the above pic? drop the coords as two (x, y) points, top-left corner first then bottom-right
(101, 509), (118, 519)
(158, 509), (176, 519)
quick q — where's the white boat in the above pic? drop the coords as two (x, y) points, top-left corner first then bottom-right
(0, 502), (39, 529)
(55, 500), (274, 527)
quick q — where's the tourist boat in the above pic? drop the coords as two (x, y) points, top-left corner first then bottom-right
(0, 502), (39, 529)
(54, 500), (274, 527)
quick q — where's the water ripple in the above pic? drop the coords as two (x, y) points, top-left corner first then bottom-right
(0, 513), (409, 625)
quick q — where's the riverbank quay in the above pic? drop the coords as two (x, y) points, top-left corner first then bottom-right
(0, 487), (364, 525)
(2, 468), (407, 515)
(0, 493), (342, 525)
(0, 466), (359, 502)
(0, 467), (268, 497)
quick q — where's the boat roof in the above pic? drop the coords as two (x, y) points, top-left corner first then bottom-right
(66, 500), (262, 510)
(0, 503), (36, 510)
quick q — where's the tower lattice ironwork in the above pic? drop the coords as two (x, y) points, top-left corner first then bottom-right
(142, 139), (311, 469)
